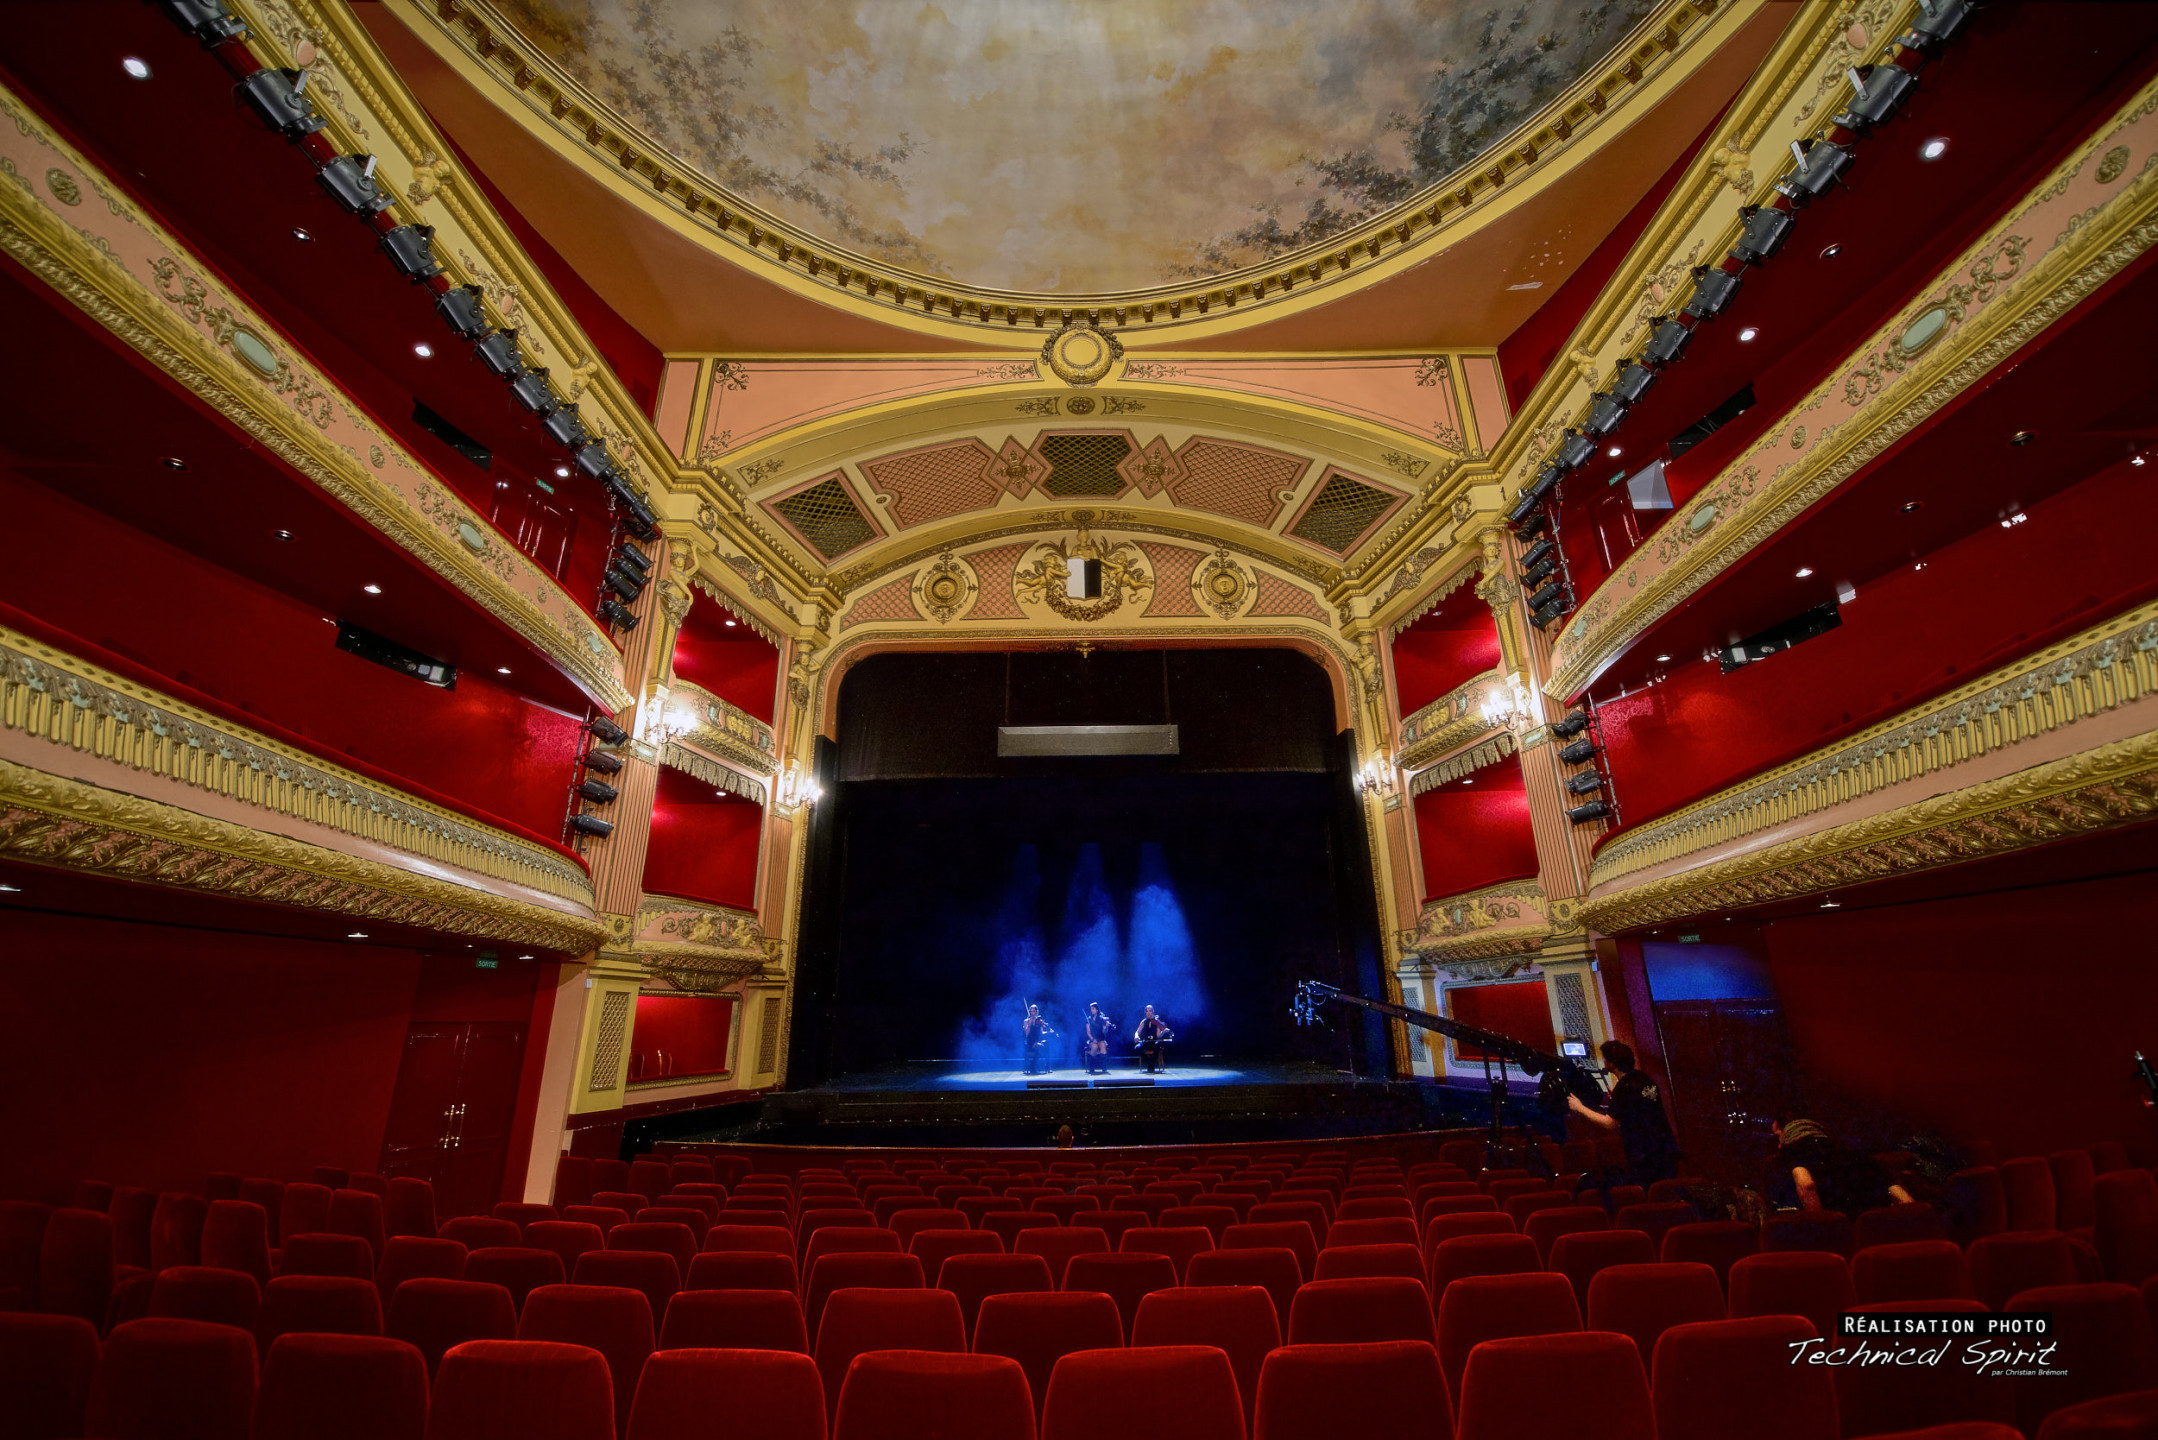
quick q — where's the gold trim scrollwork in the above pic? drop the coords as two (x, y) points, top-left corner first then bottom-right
(1399, 878), (1553, 966)
(1014, 521), (1153, 623)
(0, 759), (603, 953)
(1396, 667), (1505, 771)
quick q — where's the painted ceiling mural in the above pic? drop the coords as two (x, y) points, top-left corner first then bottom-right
(493, 0), (1662, 293)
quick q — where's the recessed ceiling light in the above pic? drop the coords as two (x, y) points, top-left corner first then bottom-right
(2135, 456), (2148, 467)
(1913, 562), (1927, 571)
(519, 955), (533, 960)
(1819, 899), (1842, 909)
(723, 619), (737, 627)
(1819, 243), (1843, 260)
(1606, 445), (1622, 458)
(413, 342), (434, 359)
(1506, 281), (1544, 291)
(1920, 137), (1949, 161)
(2001, 512), (2027, 528)
(1795, 566), (1814, 578)
(2010, 430), (2036, 447)
(121, 56), (151, 80)
(274, 529), (293, 541)
(363, 583), (383, 594)
(554, 465), (571, 479)
(496, 666), (512, 674)
(1901, 501), (1923, 513)
(347, 931), (369, 938)
(1655, 654), (1671, 662)
(0, 883), (19, 893)
(1737, 326), (1759, 342)
(291, 226), (312, 242)
(160, 456), (187, 470)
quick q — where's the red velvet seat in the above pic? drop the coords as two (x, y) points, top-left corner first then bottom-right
(2035, 1388), (2158, 1437)
(1034, 1196), (1101, 1225)
(799, 1212), (878, 1266)
(2001, 1158), (2059, 1233)
(1855, 1204), (1949, 1251)
(1499, 1191), (1574, 1229)
(38, 1208), (115, 1327)
(0, 1312), (98, 1440)
(376, 1236), (469, 1306)
(327, 1191), (387, 1267)
(1852, 1239), (1973, 1306)
(686, 1249), (799, 1293)
(189, 1202), (268, 1290)
(312, 1168), (350, 1191)
(552, 1156), (596, 1210)
(2095, 1172), (2158, 1286)
(606, 1222), (698, 1281)
(889, 1209), (969, 1249)
(805, 1252), (925, 1339)
(705, 1223), (796, 1255)
(573, 1251), (681, 1336)
(814, 1287), (967, 1421)
(1160, 1206), (1240, 1245)
(384, 1179), (438, 1243)
(348, 1174), (392, 1202)
(1548, 1230), (1656, 1307)
(148, 1266), (260, 1332)
(657, 1286), (810, 1352)
(1313, 1242), (1424, 1284)
(940, 1253), (1054, 1340)
(277, 1232), (375, 1281)
(627, 1162), (671, 1206)
(1660, 1221), (1760, 1293)
(974, 1292), (1124, 1421)
(383, 1277), (516, 1377)
(1434, 1271), (1580, 1401)
(1614, 1202), (1696, 1251)
(563, 1206), (634, 1237)
(1429, 1233), (1540, 1306)
(635, 1207), (710, 1246)
(1422, 1197), (1500, 1234)
(2052, 1151), (2099, 1231)
(1289, 1275), (1437, 1348)
(441, 1218), (522, 1251)
(626, 1348), (823, 1440)
(1586, 1262), (1726, 1370)
(519, 1283), (655, 1434)
(1946, 1169), (2010, 1249)
(1118, 1227), (1214, 1283)
(1188, 1249), (1302, 1332)
(427, 1338), (614, 1440)
(151, 1194), (208, 1273)
(1970, 1230), (2081, 1310)
(1135, 1285), (1279, 1418)
(1522, 1206), (1609, 1265)
(1042, 1345), (1244, 1440)
(981, 1212), (1059, 1251)
(1833, 1300), (2017, 1438)
(1653, 1315), (1835, 1440)
(1251, 1340), (1450, 1440)
(1454, 1330), (1650, 1440)
(2008, 1283), (2158, 1434)
(833, 1350), (1035, 1440)
(274, 1186), (332, 1248)
(911, 1229), (1004, 1285)
(466, 1247), (567, 1314)
(1146, 1181), (1207, 1206)
(1337, 1198), (1414, 1223)
(111, 1187), (157, 1271)
(1247, 1202), (1329, 1247)
(1325, 1217), (1419, 1250)
(592, 1160), (633, 1194)
(1726, 1250), (1856, 1339)
(1059, 1253), (1177, 1343)
(259, 1274), (383, 1350)
(494, 1203), (557, 1234)
(804, 1227), (903, 1275)
(88, 1317), (258, 1440)
(1762, 1211), (1855, 1259)
(1222, 1222), (1318, 1283)
(523, 1222), (606, 1283)
(1072, 1213), (1152, 1253)
(1016, 1225), (1109, 1287)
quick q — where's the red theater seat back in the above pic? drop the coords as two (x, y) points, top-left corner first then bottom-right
(0, 1312), (98, 1440)
(814, 1287), (967, 1420)
(657, 1286), (809, 1353)
(385, 1277), (517, 1377)
(832, 1350), (1034, 1440)
(1042, 1345), (1243, 1440)
(1251, 1341), (1451, 1440)
(1435, 1271), (1582, 1402)
(256, 1332), (429, 1440)
(517, 1283), (656, 1435)
(428, 1338), (614, 1440)
(627, 1348), (824, 1440)
(1651, 1315), (1835, 1440)
(974, 1291), (1124, 1420)
(88, 1318), (259, 1440)
(1059, 1253), (1177, 1342)
(1134, 1286), (1280, 1418)
(1453, 1331), (1651, 1440)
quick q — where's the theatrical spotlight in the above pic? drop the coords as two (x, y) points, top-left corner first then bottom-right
(542, 404), (589, 448)
(1835, 64), (1918, 134)
(576, 777), (619, 804)
(580, 748), (625, 775)
(1553, 430), (1596, 472)
(316, 154), (393, 215)
(598, 597), (639, 632)
(1513, 506), (1550, 540)
(1567, 799), (1613, 825)
(1558, 735), (1599, 766)
(1610, 361), (1659, 405)
(1732, 204), (1796, 264)
(509, 368), (561, 416)
(437, 285), (489, 339)
(1530, 590), (1572, 630)
(612, 489), (660, 541)
(1527, 579), (1567, 613)
(1643, 316), (1694, 366)
(602, 557), (647, 604)
(157, 0), (248, 44)
(568, 813), (614, 839)
(473, 330), (525, 380)
(611, 543), (652, 578)
(1779, 138), (1854, 206)
(1549, 713), (1591, 739)
(1683, 263), (1743, 321)
(1581, 391), (1628, 439)
(1519, 551), (1558, 589)
(236, 68), (322, 141)
(379, 225), (443, 283)
(1903, 0), (1978, 52)
(1566, 770), (1605, 795)
(587, 715), (629, 746)
(573, 441), (619, 484)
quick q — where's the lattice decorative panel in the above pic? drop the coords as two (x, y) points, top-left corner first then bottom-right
(1137, 542), (1204, 617)
(840, 575), (921, 630)
(1037, 432), (1133, 497)
(769, 474), (878, 559)
(1552, 970), (1593, 1045)
(587, 990), (632, 1092)
(860, 440), (1000, 528)
(1118, 436), (1184, 497)
(1286, 468), (1403, 553)
(756, 997), (783, 1075)
(964, 544), (1029, 619)
(1169, 439), (1307, 527)
(1247, 572), (1329, 621)
(985, 437), (1048, 498)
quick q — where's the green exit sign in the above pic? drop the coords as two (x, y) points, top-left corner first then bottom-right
(1678, 933), (1702, 944)
(475, 957), (499, 970)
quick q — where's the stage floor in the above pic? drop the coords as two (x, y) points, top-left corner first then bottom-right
(819, 1059), (1347, 1093)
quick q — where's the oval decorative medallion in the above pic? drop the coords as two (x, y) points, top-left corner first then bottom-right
(1041, 322), (1123, 386)
(44, 168), (81, 206)
(229, 328), (280, 375)
(1898, 305), (1949, 356)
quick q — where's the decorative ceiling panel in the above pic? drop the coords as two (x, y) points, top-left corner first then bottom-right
(765, 472), (881, 560)
(1167, 438), (1308, 528)
(858, 439), (1002, 528)
(1285, 468), (1406, 554)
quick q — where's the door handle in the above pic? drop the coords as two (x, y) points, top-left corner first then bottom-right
(451, 1102), (466, 1149)
(439, 1104), (456, 1149)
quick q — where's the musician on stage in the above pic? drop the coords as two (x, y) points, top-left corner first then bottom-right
(1133, 1005), (1172, 1074)
(1021, 1003), (1055, 1075)
(1083, 1002), (1115, 1075)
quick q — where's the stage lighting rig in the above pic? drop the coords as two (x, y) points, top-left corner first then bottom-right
(1643, 316), (1694, 366)
(1732, 204), (1796, 265)
(597, 597), (639, 632)
(1549, 712), (1591, 739)
(611, 543), (652, 578)
(542, 404), (590, 449)
(316, 154), (393, 215)
(1582, 391), (1628, 439)
(509, 368), (561, 416)
(1553, 430), (1596, 472)
(1529, 590), (1572, 631)
(379, 225), (443, 283)
(1835, 63), (1918, 134)
(1682, 263), (1743, 321)
(1520, 551), (1559, 589)
(581, 748), (625, 776)
(587, 715), (629, 746)
(1558, 735), (1599, 766)
(1520, 537), (1556, 572)
(473, 331), (525, 380)
(1903, 0), (1978, 52)
(1566, 799), (1612, 825)
(1527, 579), (1567, 614)
(236, 68), (322, 141)
(1779, 138), (1854, 206)
(1565, 770), (1605, 796)
(1610, 361), (1658, 406)
(436, 286), (489, 339)
(602, 557), (648, 604)
(573, 442), (620, 484)
(157, 0), (248, 44)
(576, 777), (619, 805)
(1513, 507), (1550, 540)
(568, 814), (614, 839)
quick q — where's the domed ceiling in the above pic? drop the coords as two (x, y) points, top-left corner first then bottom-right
(492, 0), (1662, 295)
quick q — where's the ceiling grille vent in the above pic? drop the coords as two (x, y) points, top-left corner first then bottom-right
(1039, 432), (1132, 497)
(772, 476), (877, 559)
(1288, 470), (1398, 553)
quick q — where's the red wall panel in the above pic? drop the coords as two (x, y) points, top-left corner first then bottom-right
(1447, 979), (1556, 1063)
(1411, 761), (1539, 901)
(1391, 586), (1502, 720)
(673, 600), (780, 724)
(629, 995), (736, 1081)
(643, 765), (764, 911)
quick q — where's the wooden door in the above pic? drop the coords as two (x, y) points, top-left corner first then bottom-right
(378, 1021), (529, 1218)
(1654, 1000), (1801, 1187)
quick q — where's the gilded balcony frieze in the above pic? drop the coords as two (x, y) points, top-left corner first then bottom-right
(634, 893), (777, 992)
(1399, 879), (1555, 969)
(1396, 668), (1506, 772)
(665, 682), (779, 779)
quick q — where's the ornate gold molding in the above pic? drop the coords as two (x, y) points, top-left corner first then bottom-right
(0, 624), (594, 907)
(0, 759), (603, 953)
(634, 893), (773, 988)
(658, 741), (768, 804)
(1581, 730), (2158, 933)
(1592, 601), (2158, 893)
(1399, 879), (1553, 967)
(385, 0), (1749, 344)
(1409, 732), (1519, 795)
(1396, 668), (1505, 771)
(666, 681), (779, 778)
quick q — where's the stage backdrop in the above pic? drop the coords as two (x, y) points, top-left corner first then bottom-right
(789, 648), (1391, 1082)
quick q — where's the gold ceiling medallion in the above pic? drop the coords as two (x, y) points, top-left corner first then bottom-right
(913, 550), (978, 624)
(1193, 548), (1254, 620)
(1042, 323), (1123, 387)
(1014, 516), (1151, 623)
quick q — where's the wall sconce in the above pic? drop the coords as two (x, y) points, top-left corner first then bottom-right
(1355, 753), (1394, 797)
(1479, 675), (1536, 730)
(777, 766), (824, 810)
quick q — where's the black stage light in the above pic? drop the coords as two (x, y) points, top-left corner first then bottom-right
(581, 748), (625, 774)
(1514, 507), (1550, 540)
(334, 622), (455, 689)
(576, 778), (619, 805)
(568, 813), (614, 839)
(1530, 593), (1571, 630)
(316, 154), (392, 215)
(1683, 264), (1743, 321)
(1506, 489), (1547, 529)
(1520, 554), (1558, 588)
(473, 330), (525, 380)
(1567, 799), (1612, 825)
(1835, 63), (1917, 133)
(1558, 736), (1599, 765)
(617, 493), (660, 542)
(379, 224), (443, 282)
(437, 285), (489, 339)
(1719, 601), (1842, 673)
(157, 0), (248, 44)
(1566, 770), (1605, 796)
(1521, 537), (1556, 571)
(611, 543), (652, 576)
(1610, 361), (1658, 405)
(543, 405), (590, 448)
(1528, 579), (1566, 612)
(573, 441), (617, 483)
(1582, 392), (1628, 439)
(1553, 430), (1596, 471)
(1903, 0), (1978, 52)
(1643, 316), (1694, 366)
(587, 716), (628, 745)
(603, 564), (646, 603)
(1780, 138), (1854, 206)
(1549, 713), (1591, 739)
(509, 368), (560, 416)
(1732, 205), (1795, 265)
(597, 597), (639, 631)
(236, 68), (322, 141)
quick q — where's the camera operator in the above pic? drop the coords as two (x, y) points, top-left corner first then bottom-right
(1566, 1040), (1682, 1186)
